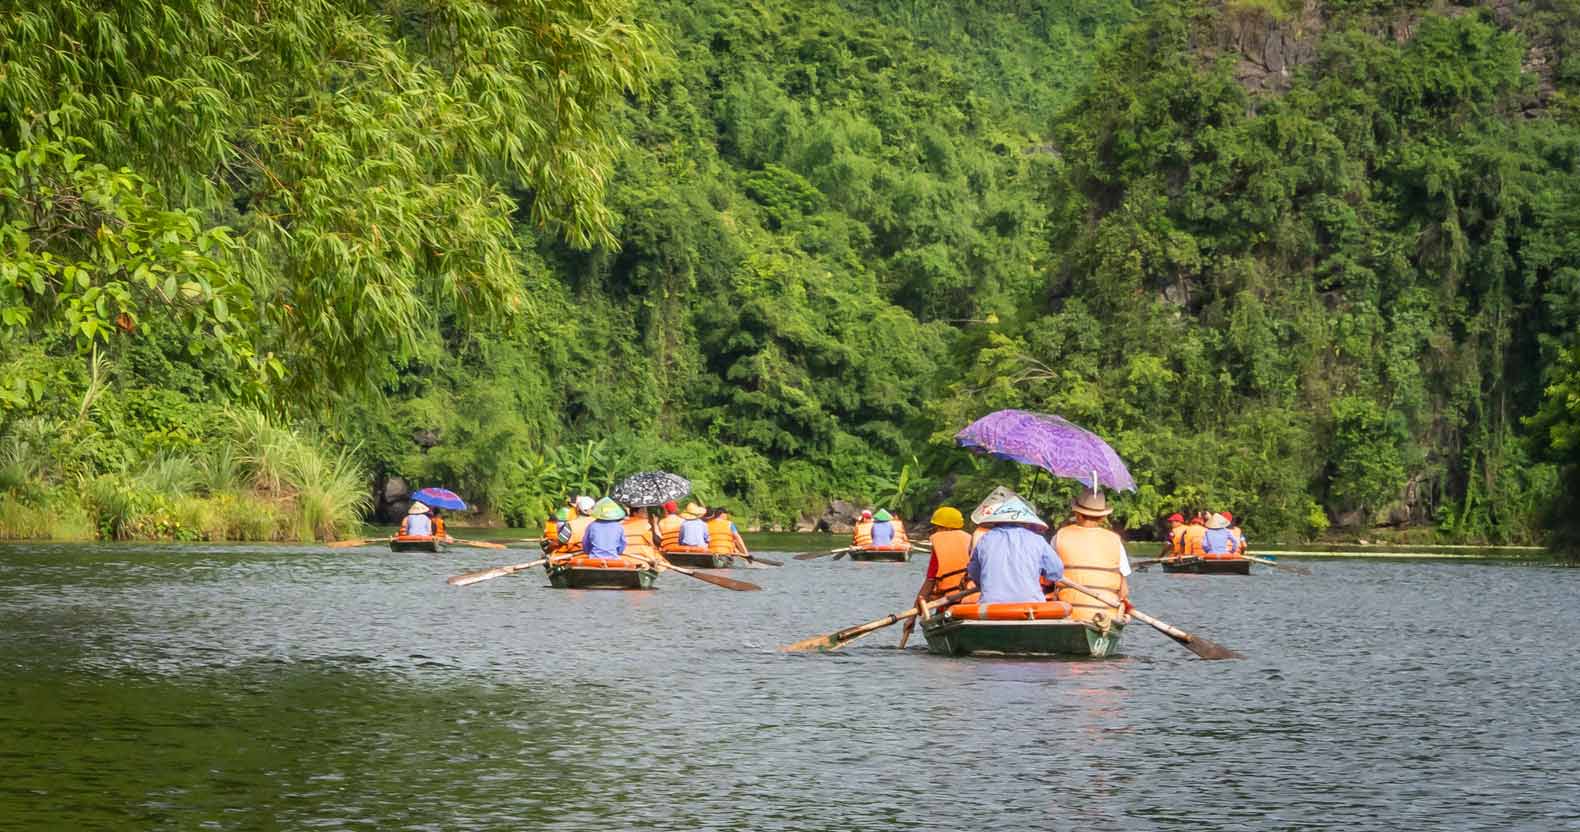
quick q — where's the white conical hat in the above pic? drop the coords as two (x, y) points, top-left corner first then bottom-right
(971, 487), (1046, 531)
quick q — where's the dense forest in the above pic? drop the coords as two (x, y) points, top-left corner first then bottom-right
(3, 0), (1579, 547)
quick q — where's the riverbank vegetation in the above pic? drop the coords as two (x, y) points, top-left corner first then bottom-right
(3, 0), (1579, 550)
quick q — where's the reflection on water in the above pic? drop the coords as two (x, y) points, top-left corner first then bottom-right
(1, 542), (1577, 830)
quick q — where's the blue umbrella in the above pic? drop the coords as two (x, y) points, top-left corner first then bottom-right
(412, 487), (467, 511)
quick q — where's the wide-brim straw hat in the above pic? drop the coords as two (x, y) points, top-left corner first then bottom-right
(590, 497), (627, 521)
(407, 502), (431, 515)
(680, 501), (707, 520)
(1071, 488), (1113, 518)
(574, 495), (596, 514)
(971, 488), (1047, 531)
(1206, 512), (1229, 530)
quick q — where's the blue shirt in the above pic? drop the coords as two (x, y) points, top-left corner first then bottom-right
(967, 525), (1064, 604)
(583, 520), (627, 559)
(871, 521), (895, 546)
(1203, 527), (1236, 555)
(679, 518), (710, 547)
(403, 514), (433, 536)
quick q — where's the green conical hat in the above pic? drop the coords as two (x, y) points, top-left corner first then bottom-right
(554, 507), (570, 522)
(590, 497), (627, 521)
(874, 509), (893, 522)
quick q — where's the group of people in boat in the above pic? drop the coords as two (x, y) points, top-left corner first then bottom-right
(1160, 511), (1247, 559)
(850, 508), (909, 549)
(908, 488), (1132, 625)
(542, 496), (748, 560)
(397, 502), (449, 540)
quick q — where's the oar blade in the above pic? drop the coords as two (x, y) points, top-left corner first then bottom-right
(448, 567), (512, 587)
(1179, 632), (1243, 661)
(781, 632), (838, 652)
(744, 554), (784, 567)
(793, 549), (841, 561)
(683, 568), (762, 592)
(328, 538), (373, 549)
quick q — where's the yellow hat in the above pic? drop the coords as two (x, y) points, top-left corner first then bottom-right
(680, 502), (707, 520)
(929, 506), (964, 529)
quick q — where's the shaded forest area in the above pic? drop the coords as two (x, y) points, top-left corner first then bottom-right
(4, 0), (1580, 546)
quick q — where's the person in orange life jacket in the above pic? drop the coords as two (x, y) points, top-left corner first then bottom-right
(543, 507), (570, 553)
(1222, 511), (1247, 555)
(1159, 513), (1186, 559)
(852, 510), (875, 547)
(1181, 512), (1208, 556)
(675, 502), (710, 548)
(430, 508), (449, 540)
(399, 501), (433, 536)
(1051, 489), (1132, 619)
(704, 506), (746, 554)
(622, 505), (659, 559)
(580, 498), (628, 559)
(914, 506), (971, 605)
(557, 495), (598, 551)
(1202, 512), (1237, 555)
(656, 500), (684, 550)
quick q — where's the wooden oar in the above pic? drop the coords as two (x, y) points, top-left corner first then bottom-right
(793, 546), (853, 561)
(1239, 553), (1312, 575)
(1057, 578), (1241, 660)
(448, 537), (507, 550)
(448, 558), (547, 587)
(631, 556), (761, 591)
(782, 588), (972, 652)
(327, 537), (391, 549)
(733, 551), (784, 567)
(897, 567), (971, 649)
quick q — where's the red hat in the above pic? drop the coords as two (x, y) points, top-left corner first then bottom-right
(861, 509), (873, 519)
(1167, 513), (1184, 523)
(1190, 514), (1205, 525)
(662, 500), (678, 513)
(1221, 511), (1233, 523)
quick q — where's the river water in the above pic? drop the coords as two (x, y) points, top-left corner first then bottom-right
(1, 536), (1576, 831)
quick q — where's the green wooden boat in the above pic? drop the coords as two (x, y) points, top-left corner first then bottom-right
(921, 614), (1126, 658)
(390, 536), (446, 553)
(661, 550), (734, 569)
(1160, 556), (1250, 575)
(546, 560), (659, 590)
(847, 547), (910, 563)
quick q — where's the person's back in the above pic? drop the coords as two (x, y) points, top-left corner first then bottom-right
(401, 513), (433, 537)
(1053, 524), (1128, 621)
(892, 518), (909, 546)
(1182, 521), (1207, 556)
(559, 514), (594, 553)
(967, 525), (1064, 604)
(706, 513), (737, 554)
(583, 519), (626, 559)
(678, 517), (709, 548)
(1202, 526), (1235, 554)
(853, 517), (874, 547)
(657, 513), (684, 550)
(927, 528), (972, 595)
(623, 514), (656, 557)
(871, 520), (895, 546)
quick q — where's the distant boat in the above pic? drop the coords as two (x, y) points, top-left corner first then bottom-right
(1161, 555), (1251, 575)
(390, 535), (447, 553)
(847, 544), (910, 563)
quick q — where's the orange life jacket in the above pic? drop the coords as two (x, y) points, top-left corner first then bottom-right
(432, 517), (446, 537)
(564, 515), (593, 553)
(657, 514), (684, 550)
(1052, 524), (1127, 623)
(853, 519), (874, 547)
(928, 529), (972, 596)
(622, 515), (656, 557)
(891, 518), (909, 546)
(1167, 524), (1186, 557)
(707, 516), (737, 554)
(1230, 525), (1246, 555)
(1182, 523), (1207, 557)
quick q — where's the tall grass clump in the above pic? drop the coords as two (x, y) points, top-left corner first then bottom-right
(231, 409), (370, 541)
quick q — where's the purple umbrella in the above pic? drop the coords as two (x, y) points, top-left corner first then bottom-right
(955, 410), (1136, 492)
(412, 487), (467, 511)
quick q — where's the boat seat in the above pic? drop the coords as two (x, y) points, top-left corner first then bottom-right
(945, 601), (1073, 621)
(563, 556), (646, 569)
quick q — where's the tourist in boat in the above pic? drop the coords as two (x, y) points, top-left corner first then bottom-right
(542, 507), (570, 553)
(1159, 512), (1186, 559)
(1052, 489), (1131, 621)
(557, 495), (598, 552)
(430, 507), (450, 541)
(580, 498), (628, 559)
(705, 506), (747, 556)
(870, 509), (908, 548)
(1181, 512), (1208, 557)
(852, 509), (875, 548)
(1202, 512), (1237, 555)
(656, 501), (684, 550)
(675, 502), (711, 549)
(622, 505), (660, 560)
(965, 493), (1063, 604)
(399, 501), (434, 537)
(1223, 511), (1247, 555)
(913, 506), (972, 605)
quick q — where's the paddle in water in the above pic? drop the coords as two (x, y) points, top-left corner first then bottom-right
(632, 556), (762, 591)
(794, 546), (853, 561)
(448, 558), (548, 587)
(1240, 553), (1312, 575)
(1058, 578), (1241, 660)
(448, 537), (507, 550)
(782, 588), (973, 652)
(327, 537), (392, 549)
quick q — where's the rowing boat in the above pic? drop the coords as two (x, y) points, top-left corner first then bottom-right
(921, 603), (1126, 657)
(390, 535), (447, 553)
(546, 555), (659, 590)
(660, 548), (734, 569)
(847, 545), (911, 563)
(1160, 555), (1251, 575)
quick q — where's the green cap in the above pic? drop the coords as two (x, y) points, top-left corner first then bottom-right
(874, 509), (892, 522)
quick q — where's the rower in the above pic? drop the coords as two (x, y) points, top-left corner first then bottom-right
(1181, 512), (1208, 558)
(1223, 511), (1247, 555)
(914, 506), (971, 605)
(581, 498), (628, 559)
(543, 507), (570, 553)
(1160, 512), (1186, 560)
(965, 492), (1063, 604)
(1052, 489), (1131, 622)
(1202, 512), (1236, 555)
(705, 506), (747, 556)
(852, 510), (874, 548)
(557, 495), (597, 553)
(399, 501), (433, 537)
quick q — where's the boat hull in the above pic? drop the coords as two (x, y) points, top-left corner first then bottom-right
(390, 537), (446, 553)
(661, 551), (734, 569)
(547, 563), (659, 590)
(921, 616), (1125, 658)
(1161, 556), (1250, 575)
(848, 547), (910, 563)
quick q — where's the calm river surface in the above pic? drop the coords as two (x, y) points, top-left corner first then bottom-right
(1, 536), (1576, 831)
